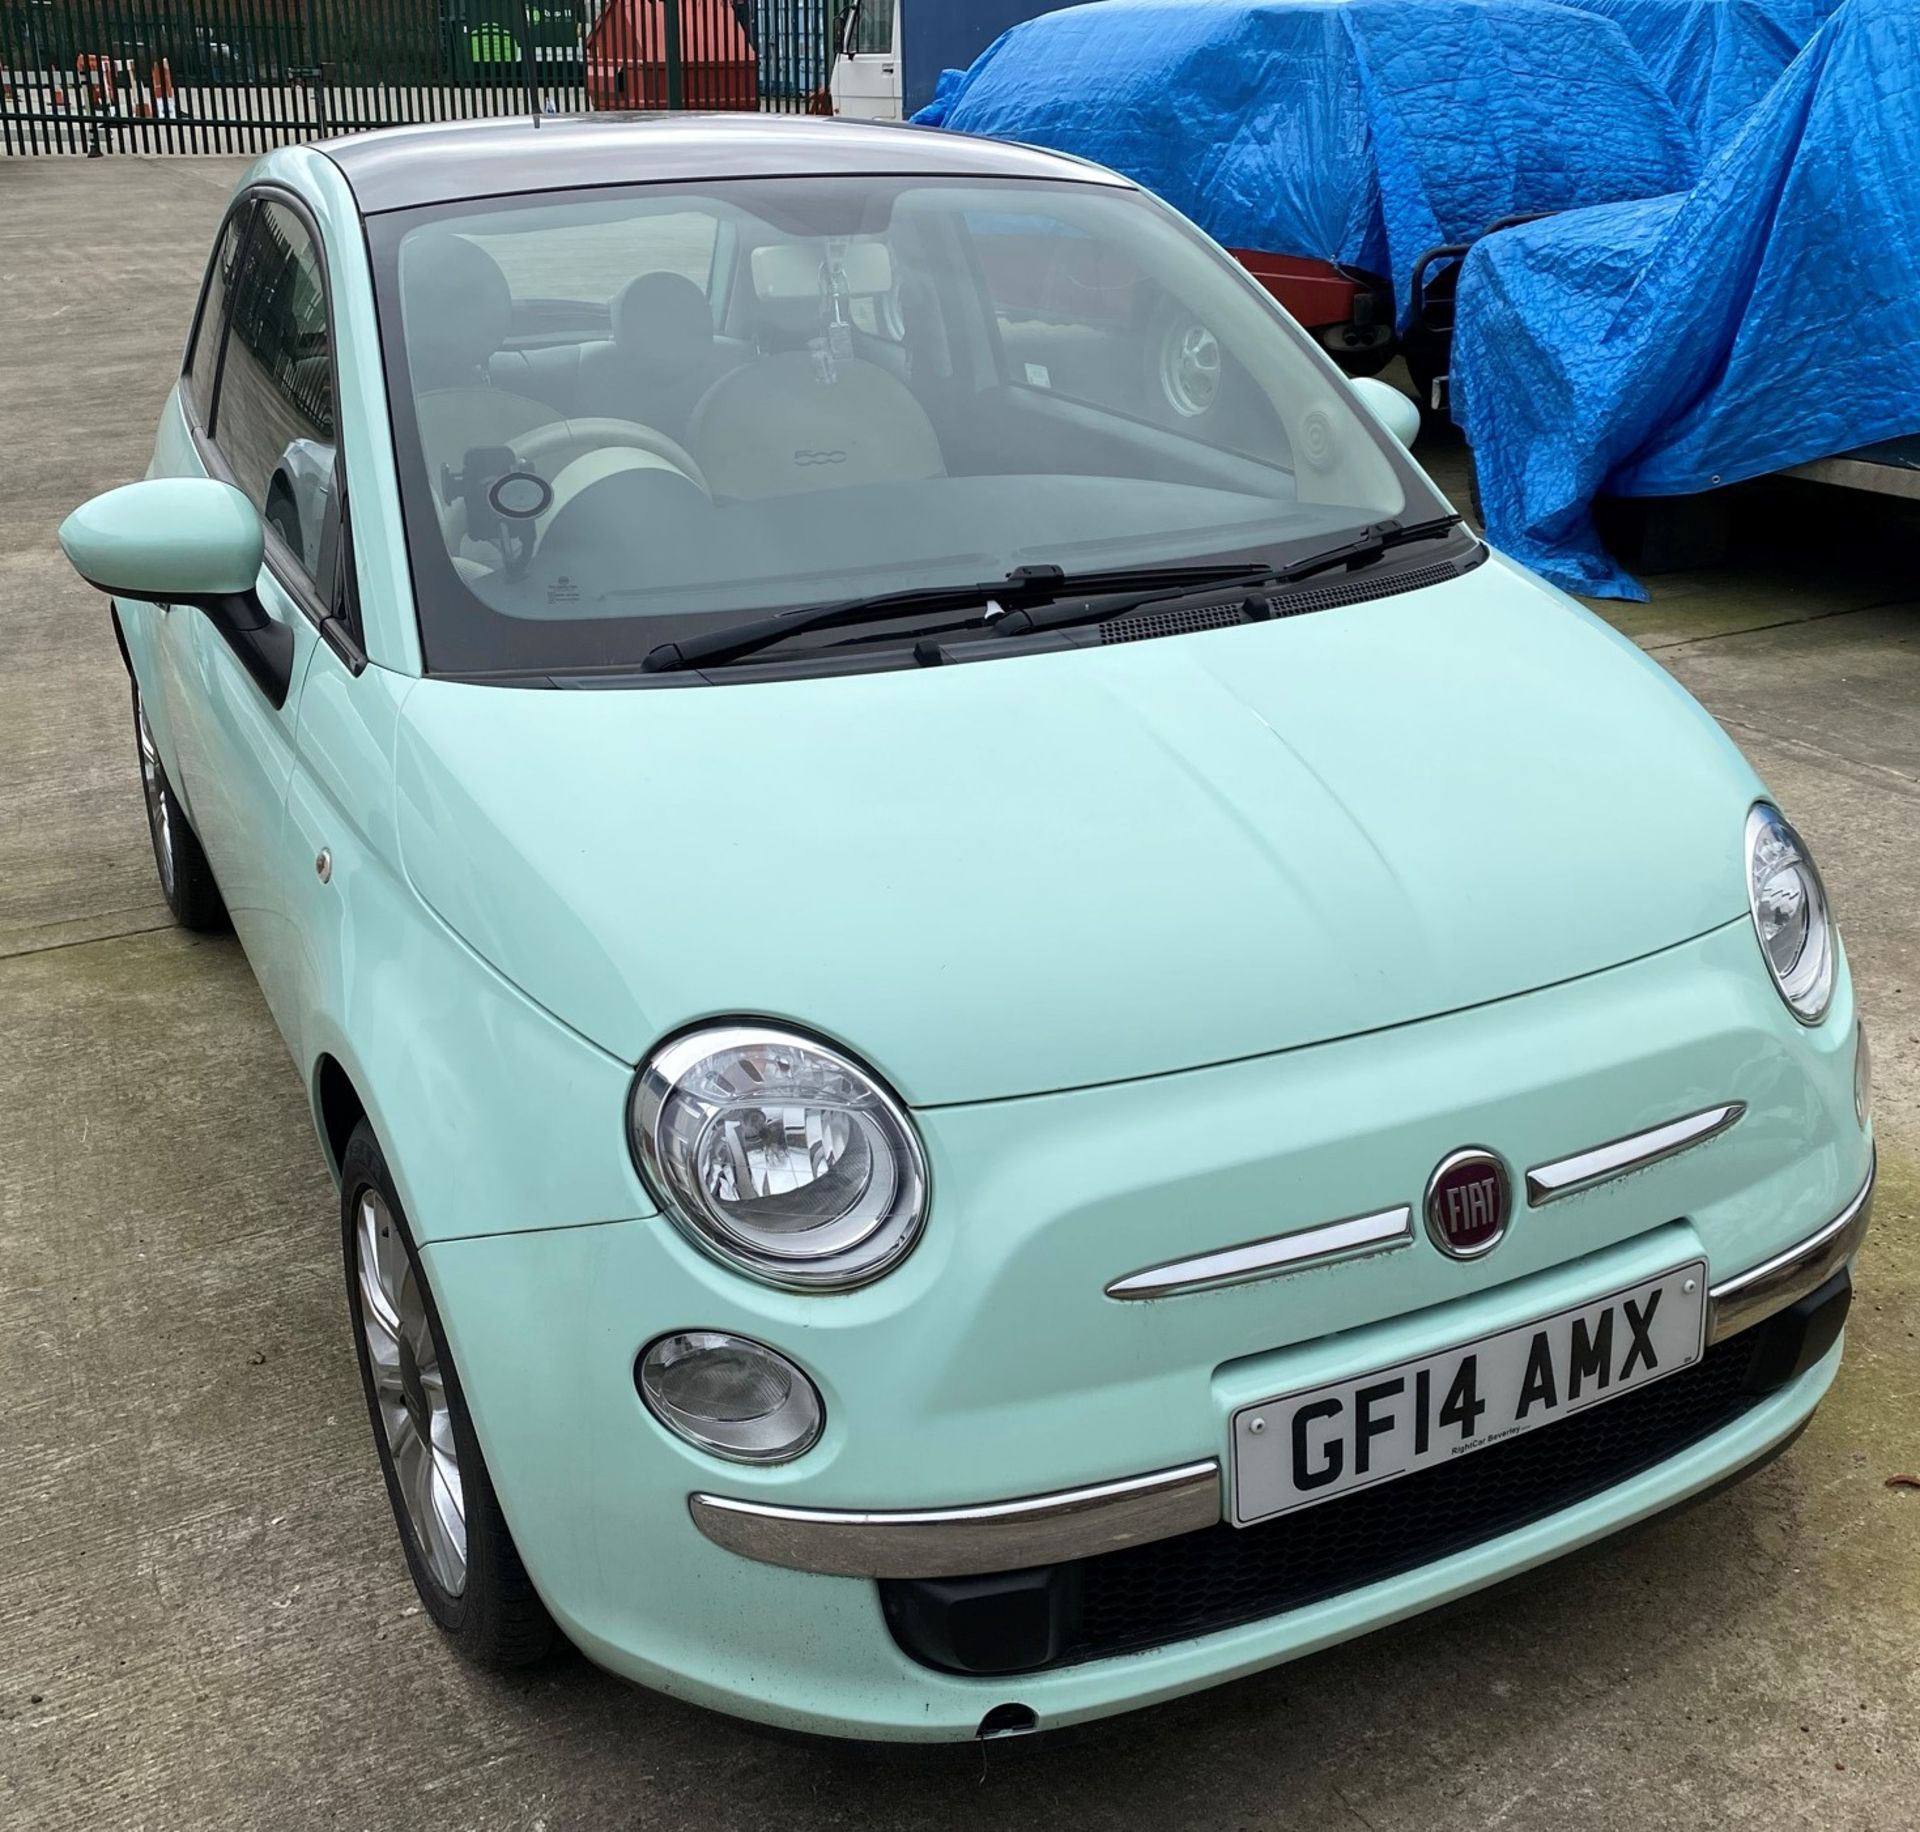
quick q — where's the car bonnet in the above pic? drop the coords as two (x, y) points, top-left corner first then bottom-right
(394, 557), (1762, 1104)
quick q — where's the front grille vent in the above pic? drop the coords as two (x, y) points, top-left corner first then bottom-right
(884, 1323), (1774, 1677)
(1098, 556), (1468, 646)
(1099, 601), (1249, 644)
(1262, 557), (1465, 618)
(1068, 1333), (1759, 1663)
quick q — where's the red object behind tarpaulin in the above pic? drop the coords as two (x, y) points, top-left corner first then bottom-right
(1227, 251), (1360, 330)
(587, 0), (758, 110)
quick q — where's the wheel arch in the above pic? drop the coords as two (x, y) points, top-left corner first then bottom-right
(287, 667), (648, 1241)
(113, 595), (198, 828)
(108, 600), (134, 679)
(293, 947), (647, 1240)
(312, 1050), (369, 1184)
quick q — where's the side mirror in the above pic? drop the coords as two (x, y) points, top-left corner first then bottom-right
(1349, 377), (1421, 451)
(58, 477), (265, 610)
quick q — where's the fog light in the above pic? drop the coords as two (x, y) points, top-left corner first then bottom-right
(638, 1331), (823, 1464)
(1855, 1020), (1872, 1130)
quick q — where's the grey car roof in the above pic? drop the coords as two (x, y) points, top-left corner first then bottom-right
(321, 112), (1131, 214)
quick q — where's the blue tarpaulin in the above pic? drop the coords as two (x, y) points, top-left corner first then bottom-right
(1452, 0), (1920, 598)
(1556, 0), (1805, 149)
(914, 0), (1698, 324)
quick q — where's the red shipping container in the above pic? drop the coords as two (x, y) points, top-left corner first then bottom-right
(587, 0), (758, 110)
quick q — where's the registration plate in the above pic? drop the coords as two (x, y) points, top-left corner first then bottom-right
(1230, 1260), (1708, 1526)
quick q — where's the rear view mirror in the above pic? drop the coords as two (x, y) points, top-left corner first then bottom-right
(1349, 377), (1421, 450)
(58, 477), (265, 609)
(752, 239), (895, 300)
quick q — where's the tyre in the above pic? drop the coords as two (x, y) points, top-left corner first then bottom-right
(133, 685), (227, 932)
(342, 1122), (557, 1669)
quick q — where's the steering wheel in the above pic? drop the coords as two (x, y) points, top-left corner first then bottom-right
(509, 416), (711, 498)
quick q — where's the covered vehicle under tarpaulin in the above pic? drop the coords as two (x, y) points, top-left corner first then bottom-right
(1452, 0), (1920, 599)
(912, 0), (1697, 326)
(1555, 0), (1813, 150)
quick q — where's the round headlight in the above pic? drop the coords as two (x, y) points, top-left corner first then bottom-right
(1745, 804), (1834, 1023)
(630, 1025), (929, 1290)
(638, 1331), (823, 1463)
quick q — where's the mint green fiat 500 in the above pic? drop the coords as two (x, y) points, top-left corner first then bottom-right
(59, 115), (1872, 1741)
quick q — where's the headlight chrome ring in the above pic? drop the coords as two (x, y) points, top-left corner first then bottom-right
(1744, 803), (1835, 1024)
(630, 1024), (929, 1291)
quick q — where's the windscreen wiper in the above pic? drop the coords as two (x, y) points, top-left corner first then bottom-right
(638, 561), (1278, 674)
(985, 515), (1465, 640)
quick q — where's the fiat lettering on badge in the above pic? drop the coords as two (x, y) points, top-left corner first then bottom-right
(1230, 1261), (1709, 1525)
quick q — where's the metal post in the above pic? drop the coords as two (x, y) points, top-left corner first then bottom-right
(85, 49), (103, 156)
(519, 0), (539, 119)
(663, 0), (684, 108)
(306, 0), (326, 138)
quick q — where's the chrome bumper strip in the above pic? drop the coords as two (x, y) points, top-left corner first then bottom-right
(1105, 1205), (1413, 1301)
(1707, 1154), (1875, 1343)
(694, 1161), (1873, 1581)
(688, 1460), (1221, 1579)
(1526, 1103), (1745, 1206)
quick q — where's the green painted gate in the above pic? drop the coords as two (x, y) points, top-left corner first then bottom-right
(0, 0), (835, 154)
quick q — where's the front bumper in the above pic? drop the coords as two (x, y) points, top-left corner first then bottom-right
(688, 1159), (1873, 1581)
(420, 918), (1870, 1739)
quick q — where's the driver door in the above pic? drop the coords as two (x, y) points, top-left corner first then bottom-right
(830, 0), (902, 120)
(159, 193), (338, 1035)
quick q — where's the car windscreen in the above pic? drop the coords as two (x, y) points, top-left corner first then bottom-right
(367, 173), (1440, 678)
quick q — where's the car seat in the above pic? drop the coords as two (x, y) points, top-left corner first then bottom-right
(686, 352), (945, 499)
(574, 271), (750, 446)
(399, 233), (561, 546)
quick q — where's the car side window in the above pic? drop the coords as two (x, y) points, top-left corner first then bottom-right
(213, 200), (337, 582)
(185, 204), (251, 431)
(850, 0), (893, 55)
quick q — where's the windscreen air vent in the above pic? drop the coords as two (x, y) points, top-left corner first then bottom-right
(1098, 601), (1250, 645)
(1262, 557), (1464, 618)
(1098, 556), (1468, 646)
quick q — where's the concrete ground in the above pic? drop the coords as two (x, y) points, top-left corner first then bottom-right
(1, 154), (1915, 1832)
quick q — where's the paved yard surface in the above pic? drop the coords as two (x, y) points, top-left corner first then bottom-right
(2, 154), (1916, 1832)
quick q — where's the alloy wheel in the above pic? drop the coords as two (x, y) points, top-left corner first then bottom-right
(355, 1189), (468, 1597)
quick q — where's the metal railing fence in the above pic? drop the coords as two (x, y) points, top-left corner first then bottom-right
(1, 0), (836, 154)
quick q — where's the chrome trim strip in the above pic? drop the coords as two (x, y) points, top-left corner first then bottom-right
(1708, 1155), (1875, 1344)
(689, 1460), (1222, 1578)
(1105, 1205), (1414, 1301)
(694, 1165), (1873, 1576)
(1526, 1103), (1745, 1206)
